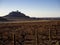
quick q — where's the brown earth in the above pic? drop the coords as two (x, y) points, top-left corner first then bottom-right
(0, 20), (60, 45)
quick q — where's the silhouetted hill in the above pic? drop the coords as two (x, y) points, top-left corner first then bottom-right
(3, 10), (60, 21)
(3, 10), (30, 20)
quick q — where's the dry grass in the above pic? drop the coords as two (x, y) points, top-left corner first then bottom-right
(0, 20), (60, 45)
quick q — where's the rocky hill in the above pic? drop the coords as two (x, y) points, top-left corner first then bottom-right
(3, 10), (31, 20)
(2, 10), (60, 21)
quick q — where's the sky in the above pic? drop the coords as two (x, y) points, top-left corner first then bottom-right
(0, 0), (60, 17)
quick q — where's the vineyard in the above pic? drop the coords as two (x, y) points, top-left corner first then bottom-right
(0, 20), (60, 45)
